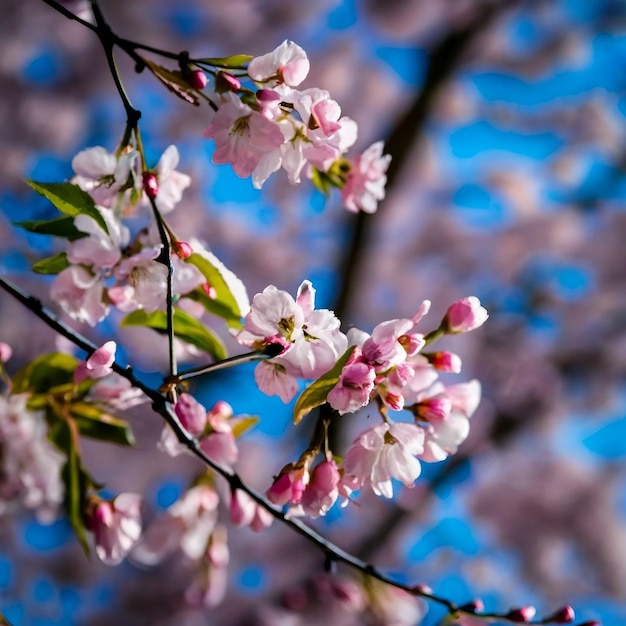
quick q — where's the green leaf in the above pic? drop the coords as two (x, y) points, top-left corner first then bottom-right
(15, 216), (86, 241)
(293, 346), (356, 425)
(70, 402), (135, 446)
(120, 308), (228, 360)
(230, 415), (260, 439)
(197, 54), (253, 68)
(32, 252), (70, 275)
(12, 352), (79, 395)
(25, 180), (109, 234)
(48, 413), (91, 555)
(185, 252), (247, 329)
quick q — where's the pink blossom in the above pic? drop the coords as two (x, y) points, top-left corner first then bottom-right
(327, 359), (376, 414)
(67, 208), (129, 271)
(204, 92), (284, 179)
(88, 376), (147, 410)
(88, 493), (142, 566)
(74, 340), (116, 383)
(229, 488), (273, 531)
(132, 485), (218, 565)
(148, 145), (191, 213)
(248, 40), (310, 87)
(427, 350), (462, 373)
(443, 296), (489, 334)
(51, 266), (108, 326)
(267, 464), (310, 506)
(342, 421), (425, 498)
(341, 141), (391, 214)
(297, 458), (340, 518)
(186, 525), (229, 608)
(0, 342), (12, 362)
(254, 360), (300, 403)
(72, 146), (138, 209)
(111, 246), (168, 312)
(174, 393), (207, 437)
(419, 380), (481, 463)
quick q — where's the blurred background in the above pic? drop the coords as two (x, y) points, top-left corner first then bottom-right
(1, 0), (626, 624)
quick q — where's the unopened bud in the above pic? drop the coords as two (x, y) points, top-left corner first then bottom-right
(142, 172), (158, 199)
(544, 605), (575, 623)
(411, 584), (433, 596)
(426, 350), (462, 373)
(460, 599), (485, 613)
(202, 282), (217, 299)
(215, 71), (241, 93)
(506, 606), (536, 622)
(174, 240), (193, 258)
(187, 68), (208, 90)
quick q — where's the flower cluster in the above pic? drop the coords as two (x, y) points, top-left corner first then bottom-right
(203, 41), (391, 213)
(240, 284), (488, 508)
(49, 145), (209, 326)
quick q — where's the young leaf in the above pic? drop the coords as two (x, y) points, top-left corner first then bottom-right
(32, 252), (70, 275)
(69, 402), (136, 447)
(120, 308), (228, 360)
(15, 216), (86, 241)
(293, 346), (356, 425)
(25, 180), (109, 234)
(196, 54), (253, 68)
(185, 251), (249, 329)
(143, 59), (200, 105)
(230, 415), (260, 439)
(12, 352), (79, 395)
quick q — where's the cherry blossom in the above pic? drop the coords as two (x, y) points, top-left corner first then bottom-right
(73, 341), (116, 384)
(204, 91), (285, 179)
(443, 296), (489, 334)
(51, 265), (108, 326)
(247, 40), (310, 87)
(88, 493), (142, 566)
(71, 146), (138, 209)
(341, 421), (425, 499)
(341, 141), (392, 214)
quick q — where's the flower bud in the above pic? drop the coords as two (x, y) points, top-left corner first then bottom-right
(426, 350), (462, 373)
(202, 282), (217, 299)
(173, 240), (193, 259)
(174, 393), (207, 436)
(187, 68), (208, 90)
(0, 342), (12, 362)
(460, 598), (485, 613)
(544, 606), (575, 623)
(505, 606), (537, 622)
(142, 171), (159, 199)
(215, 71), (241, 93)
(443, 296), (488, 334)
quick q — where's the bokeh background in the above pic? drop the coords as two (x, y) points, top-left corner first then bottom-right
(1, 0), (626, 624)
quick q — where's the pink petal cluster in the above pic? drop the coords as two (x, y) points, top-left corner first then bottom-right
(238, 280), (347, 403)
(200, 40), (391, 212)
(88, 493), (142, 566)
(443, 296), (489, 334)
(160, 394), (238, 469)
(74, 341), (116, 383)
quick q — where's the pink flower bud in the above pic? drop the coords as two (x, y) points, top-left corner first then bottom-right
(215, 71), (241, 93)
(142, 172), (159, 199)
(173, 240), (193, 259)
(74, 341), (116, 383)
(412, 584), (433, 595)
(229, 489), (256, 527)
(443, 296), (489, 334)
(187, 69), (208, 90)
(415, 397), (452, 422)
(0, 342), (12, 362)
(506, 606), (537, 623)
(460, 598), (485, 613)
(267, 465), (309, 506)
(202, 282), (218, 299)
(427, 350), (462, 373)
(545, 606), (575, 623)
(398, 333), (425, 356)
(250, 505), (273, 532)
(174, 393), (207, 436)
